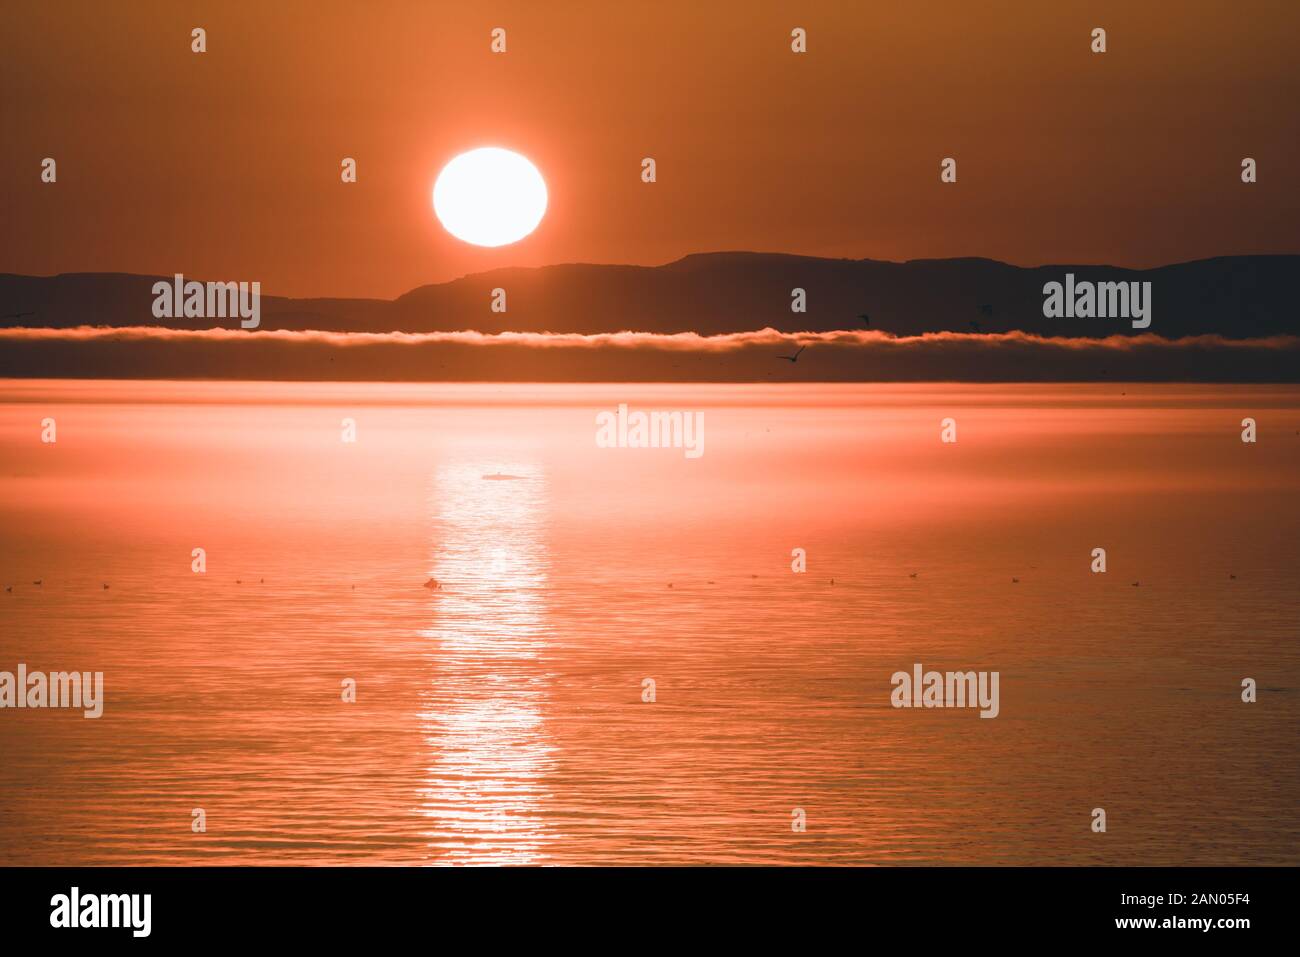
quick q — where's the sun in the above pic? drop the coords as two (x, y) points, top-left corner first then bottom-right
(433, 147), (548, 247)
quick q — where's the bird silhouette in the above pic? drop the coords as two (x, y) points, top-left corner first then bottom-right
(32, 579), (42, 586)
(4, 586), (11, 593)
(1011, 577), (1019, 583)
(423, 577), (440, 589)
(2, 311), (35, 320)
(1131, 581), (1140, 587)
(777, 345), (806, 363)
(908, 572), (918, 579)
(857, 313), (871, 325)
(102, 583), (109, 590)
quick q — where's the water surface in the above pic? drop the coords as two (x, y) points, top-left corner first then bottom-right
(1, 381), (1297, 865)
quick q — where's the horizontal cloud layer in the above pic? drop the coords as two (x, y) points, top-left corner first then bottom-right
(2, 326), (1297, 381)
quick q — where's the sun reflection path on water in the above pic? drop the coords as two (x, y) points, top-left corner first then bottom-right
(416, 460), (557, 865)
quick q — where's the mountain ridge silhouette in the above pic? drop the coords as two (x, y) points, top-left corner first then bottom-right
(3, 252), (1295, 339)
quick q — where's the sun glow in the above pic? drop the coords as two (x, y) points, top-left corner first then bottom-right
(432, 147), (548, 247)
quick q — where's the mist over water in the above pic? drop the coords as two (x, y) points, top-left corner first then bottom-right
(1, 381), (1297, 865)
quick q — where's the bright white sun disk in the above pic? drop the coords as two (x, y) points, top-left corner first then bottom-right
(433, 147), (547, 247)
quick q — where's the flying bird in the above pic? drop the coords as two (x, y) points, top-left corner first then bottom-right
(777, 345), (806, 363)
(2, 311), (35, 320)
(423, 577), (441, 590)
(857, 313), (870, 325)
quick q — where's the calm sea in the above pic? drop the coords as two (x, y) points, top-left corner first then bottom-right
(1, 381), (1297, 865)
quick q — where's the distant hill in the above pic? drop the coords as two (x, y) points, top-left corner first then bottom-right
(1, 252), (1296, 338)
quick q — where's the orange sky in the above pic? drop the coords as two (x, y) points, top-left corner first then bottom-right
(2, 0), (1298, 299)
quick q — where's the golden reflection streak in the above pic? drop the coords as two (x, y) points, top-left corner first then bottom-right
(415, 460), (556, 864)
